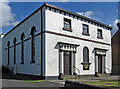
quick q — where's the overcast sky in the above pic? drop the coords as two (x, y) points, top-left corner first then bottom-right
(0, 0), (119, 37)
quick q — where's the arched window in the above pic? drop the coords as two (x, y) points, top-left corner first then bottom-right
(7, 41), (10, 65)
(83, 47), (89, 63)
(30, 26), (36, 63)
(83, 47), (89, 70)
(13, 38), (17, 64)
(20, 33), (25, 64)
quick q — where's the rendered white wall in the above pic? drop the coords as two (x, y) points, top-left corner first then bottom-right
(45, 9), (111, 44)
(45, 33), (111, 76)
(45, 9), (111, 77)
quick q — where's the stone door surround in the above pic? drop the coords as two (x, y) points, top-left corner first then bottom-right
(57, 42), (79, 79)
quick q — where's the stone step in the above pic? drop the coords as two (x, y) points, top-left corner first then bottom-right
(97, 73), (110, 77)
(63, 75), (80, 80)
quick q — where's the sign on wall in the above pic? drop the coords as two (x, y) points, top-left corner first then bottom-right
(83, 64), (89, 70)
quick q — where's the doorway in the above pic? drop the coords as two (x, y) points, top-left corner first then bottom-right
(98, 55), (102, 73)
(64, 51), (71, 75)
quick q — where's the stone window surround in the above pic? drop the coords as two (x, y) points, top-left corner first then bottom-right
(97, 29), (103, 39)
(82, 24), (90, 36)
(63, 18), (72, 32)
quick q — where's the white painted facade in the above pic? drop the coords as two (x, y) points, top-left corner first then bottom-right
(2, 3), (112, 79)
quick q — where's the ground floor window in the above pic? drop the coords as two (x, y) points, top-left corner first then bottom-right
(82, 46), (90, 70)
(7, 41), (10, 65)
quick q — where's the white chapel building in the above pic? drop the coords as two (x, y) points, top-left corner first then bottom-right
(2, 3), (112, 80)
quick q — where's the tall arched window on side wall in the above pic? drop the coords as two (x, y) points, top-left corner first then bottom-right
(13, 38), (17, 64)
(30, 26), (36, 63)
(20, 33), (25, 64)
(83, 46), (89, 70)
(7, 41), (10, 65)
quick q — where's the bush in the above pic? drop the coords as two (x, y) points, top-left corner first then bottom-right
(2, 65), (10, 74)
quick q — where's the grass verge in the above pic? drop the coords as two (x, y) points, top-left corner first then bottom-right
(84, 80), (120, 89)
(23, 80), (47, 82)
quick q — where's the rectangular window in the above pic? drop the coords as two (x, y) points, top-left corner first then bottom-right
(33, 36), (35, 61)
(14, 45), (16, 64)
(97, 29), (103, 39)
(21, 40), (24, 64)
(7, 41), (10, 65)
(8, 47), (10, 65)
(82, 24), (90, 36)
(31, 34), (35, 63)
(63, 18), (72, 32)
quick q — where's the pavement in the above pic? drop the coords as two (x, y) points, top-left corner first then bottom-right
(1, 75), (120, 88)
(2, 79), (64, 87)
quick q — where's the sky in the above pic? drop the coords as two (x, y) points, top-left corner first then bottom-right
(0, 0), (119, 37)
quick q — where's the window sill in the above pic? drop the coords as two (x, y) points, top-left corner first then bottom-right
(81, 62), (91, 65)
(20, 62), (24, 64)
(63, 27), (73, 32)
(81, 62), (91, 70)
(97, 36), (103, 39)
(82, 33), (90, 36)
(30, 61), (35, 64)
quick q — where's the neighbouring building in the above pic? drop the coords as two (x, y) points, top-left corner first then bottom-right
(112, 22), (120, 75)
(0, 33), (4, 67)
(2, 3), (112, 80)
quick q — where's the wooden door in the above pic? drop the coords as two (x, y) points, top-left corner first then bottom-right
(98, 55), (102, 73)
(64, 51), (71, 75)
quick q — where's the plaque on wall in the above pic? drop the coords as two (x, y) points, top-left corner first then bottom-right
(83, 64), (89, 70)
(81, 62), (91, 70)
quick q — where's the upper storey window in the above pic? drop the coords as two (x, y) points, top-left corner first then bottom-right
(97, 29), (103, 39)
(64, 18), (71, 29)
(63, 18), (72, 32)
(82, 24), (90, 36)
